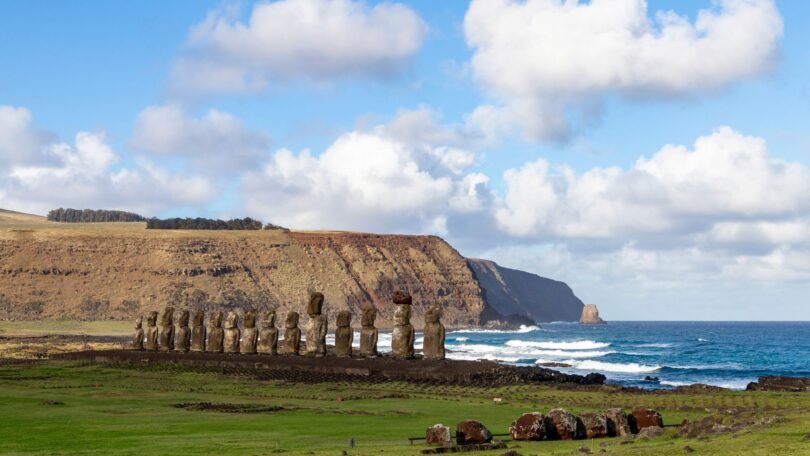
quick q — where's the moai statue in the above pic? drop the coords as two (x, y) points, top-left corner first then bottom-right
(144, 311), (159, 351)
(132, 315), (144, 350)
(190, 310), (206, 352)
(174, 310), (191, 352)
(206, 310), (224, 353)
(359, 306), (379, 357)
(280, 312), (301, 355)
(305, 292), (328, 356)
(257, 310), (279, 355)
(158, 307), (175, 352)
(391, 292), (415, 359)
(334, 310), (353, 357)
(223, 311), (241, 354)
(240, 309), (258, 354)
(423, 304), (446, 360)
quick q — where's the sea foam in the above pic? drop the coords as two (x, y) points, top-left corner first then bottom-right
(506, 340), (610, 350)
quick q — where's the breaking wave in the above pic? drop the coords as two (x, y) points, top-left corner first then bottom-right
(450, 325), (540, 334)
(506, 340), (610, 350)
(553, 360), (661, 374)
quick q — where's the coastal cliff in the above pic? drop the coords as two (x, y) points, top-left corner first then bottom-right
(0, 210), (585, 327)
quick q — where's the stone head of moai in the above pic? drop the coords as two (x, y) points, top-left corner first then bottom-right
(225, 311), (238, 329)
(394, 303), (412, 326)
(307, 292), (324, 317)
(177, 310), (190, 327)
(159, 307), (175, 326)
(361, 306), (377, 328)
(263, 310), (277, 327)
(244, 309), (257, 328)
(286, 311), (300, 328)
(147, 311), (158, 327)
(192, 309), (205, 327)
(426, 304), (443, 324)
(135, 315), (143, 329)
(336, 310), (352, 328)
(392, 290), (412, 305)
(210, 310), (223, 327)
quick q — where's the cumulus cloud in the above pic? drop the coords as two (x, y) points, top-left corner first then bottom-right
(242, 122), (489, 234)
(0, 105), (215, 216)
(131, 104), (270, 172)
(171, 0), (427, 93)
(464, 0), (783, 139)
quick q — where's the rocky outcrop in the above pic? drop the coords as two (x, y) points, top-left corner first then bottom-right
(467, 258), (584, 323)
(746, 376), (810, 392)
(0, 211), (585, 327)
(579, 304), (606, 325)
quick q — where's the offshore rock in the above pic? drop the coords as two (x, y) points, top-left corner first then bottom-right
(509, 412), (546, 441)
(456, 420), (492, 445)
(579, 304), (605, 325)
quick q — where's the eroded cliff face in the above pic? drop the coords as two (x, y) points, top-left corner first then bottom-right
(0, 224), (487, 327)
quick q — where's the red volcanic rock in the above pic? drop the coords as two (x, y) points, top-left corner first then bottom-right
(392, 291), (412, 305)
(604, 408), (632, 437)
(509, 412), (546, 441)
(546, 408), (585, 440)
(579, 413), (609, 439)
(630, 409), (664, 432)
(425, 424), (452, 447)
(456, 420), (493, 445)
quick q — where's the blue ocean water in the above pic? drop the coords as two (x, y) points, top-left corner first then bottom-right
(443, 322), (810, 390)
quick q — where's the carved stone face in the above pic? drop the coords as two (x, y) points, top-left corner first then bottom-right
(285, 312), (299, 328)
(392, 291), (412, 305)
(361, 307), (376, 328)
(192, 310), (205, 326)
(336, 310), (351, 327)
(159, 307), (175, 326)
(426, 304), (442, 324)
(177, 310), (189, 326)
(244, 309), (256, 328)
(394, 305), (411, 326)
(147, 311), (158, 327)
(263, 311), (276, 328)
(210, 311), (223, 327)
(225, 311), (238, 329)
(307, 292), (324, 317)
(135, 315), (143, 329)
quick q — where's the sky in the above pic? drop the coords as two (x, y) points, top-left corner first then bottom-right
(1, 0), (809, 320)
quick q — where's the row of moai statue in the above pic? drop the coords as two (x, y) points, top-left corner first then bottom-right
(132, 291), (446, 360)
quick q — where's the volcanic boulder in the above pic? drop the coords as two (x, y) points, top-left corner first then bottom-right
(456, 420), (493, 445)
(509, 412), (546, 441)
(604, 408), (632, 437)
(546, 408), (585, 440)
(579, 413), (609, 439)
(629, 409), (664, 432)
(425, 424), (452, 447)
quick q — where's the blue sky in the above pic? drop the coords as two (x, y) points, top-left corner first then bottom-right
(1, 0), (809, 320)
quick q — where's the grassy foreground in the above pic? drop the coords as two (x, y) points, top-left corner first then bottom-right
(1, 361), (810, 455)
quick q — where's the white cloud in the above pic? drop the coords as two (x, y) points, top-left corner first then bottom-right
(464, 0), (783, 139)
(0, 105), (215, 216)
(171, 0), (427, 93)
(242, 124), (488, 233)
(131, 104), (270, 172)
(495, 127), (810, 240)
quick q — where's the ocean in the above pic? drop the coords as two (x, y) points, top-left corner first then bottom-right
(441, 322), (810, 390)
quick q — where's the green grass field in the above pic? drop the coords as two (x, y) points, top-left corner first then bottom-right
(2, 361), (810, 455)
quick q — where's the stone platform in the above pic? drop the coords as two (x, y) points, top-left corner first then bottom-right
(54, 350), (606, 386)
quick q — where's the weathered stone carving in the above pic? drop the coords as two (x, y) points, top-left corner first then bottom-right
(392, 290), (412, 305)
(174, 310), (191, 352)
(425, 424), (452, 447)
(579, 413), (609, 439)
(257, 310), (279, 355)
(305, 292), (327, 356)
(423, 304), (445, 360)
(132, 316), (144, 350)
(391, 293), (414, 359)
(240, 309), (258, 354)
(224, 311), (240, 353)
(190, 310), (206, 352)
(605, 408), (632, 437)
(509, 412), (546, 441)
(359, 306), (378, 357)
(206, 310), (224, 353)
(456, 420), (493, 445)
(144, 311), (158, 351)
(334, 310), (353, 357)
(158, 307), (175, 351)
(629, 408), (663, 432)
(546, 408), (586, 440)
(280, 311), (301, 355)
